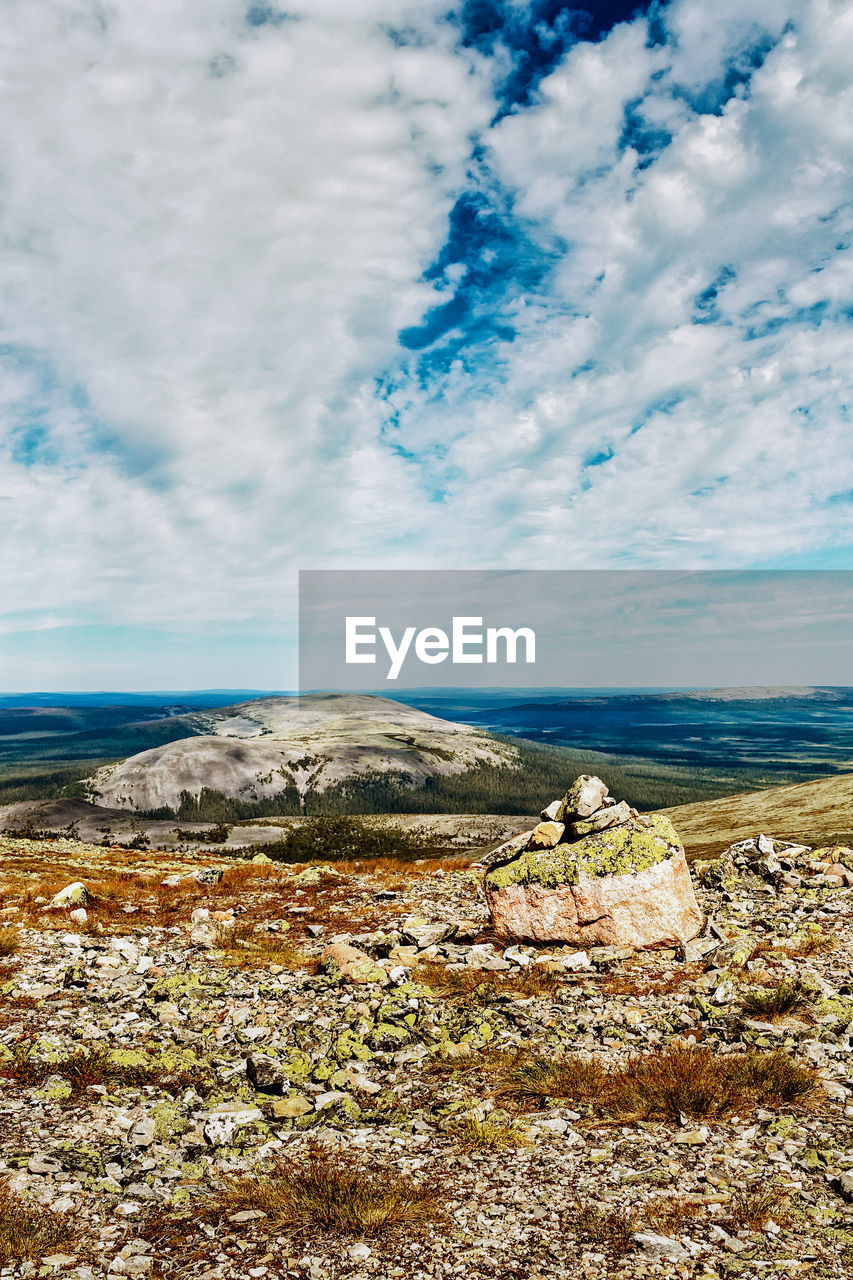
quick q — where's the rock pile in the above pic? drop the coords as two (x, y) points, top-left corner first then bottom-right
(701, 835), (853, 894)
(484, 775), (703, 949)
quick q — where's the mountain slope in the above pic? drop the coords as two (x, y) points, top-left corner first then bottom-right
(85, 693), (518, 813)
(661, 770), (853, 858)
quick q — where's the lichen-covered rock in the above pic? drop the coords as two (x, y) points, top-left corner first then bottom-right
(556, 775), (609, 823)
(48, 882), (88, 909)
(321, 942), (388, 985)
(569, 800), (631, 838)
(484, 787), (702, 948)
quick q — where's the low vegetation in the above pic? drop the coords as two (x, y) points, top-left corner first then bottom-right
(173, 823), (231, 843)
(214, 923), (318, 972)
(739, 978), (813, 1021)
(449, 1109), (529, 1150)
(0, 926), (21, 958)
(495, 1042), (823, 1120)
(249, 815), (446, 863)
(569, 1200), (637, 1253)
(726, 1183), (793, 1232)
(413, 961), (561, 1001)
(0, 1042), (211, 1095)
(0, 1178), (76, 1262)
(219, 1147), (443, 1237)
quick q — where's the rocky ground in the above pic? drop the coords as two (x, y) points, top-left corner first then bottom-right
(0, 827), (851, 1280)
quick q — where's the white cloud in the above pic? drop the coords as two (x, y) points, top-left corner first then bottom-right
(1, 0), (853, 688)
(0, 0), (494, 628)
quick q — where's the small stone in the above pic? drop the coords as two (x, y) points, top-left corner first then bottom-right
(69, 908), (87, 925)
(556, 775), (609, 822)
(527, 821), (565, 849)
(401, 918), (453, 948)
(203, 1102), (264, 1145)
(633, 1233), (689, 1260)
(128, 1117), (156, 1147)
(553, 950), (590, 971)
(192, 868), (223, 885)
(271, 1095), (313, 1118)
(251, 853), (273, 865)
(349, 1244), (371, 1262)
(673, 1127), (708, 1145)
(569, 801), (632, 838)
(49, 882), (88, 909)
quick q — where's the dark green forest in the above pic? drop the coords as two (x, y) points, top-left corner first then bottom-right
(137, 738), (811, 822)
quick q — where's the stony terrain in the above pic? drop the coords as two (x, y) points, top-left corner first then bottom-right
(84, 695), (516, 812)
(0, 815), (851, 1280)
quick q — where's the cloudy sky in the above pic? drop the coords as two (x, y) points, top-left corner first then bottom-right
(1, 0), (852, 689)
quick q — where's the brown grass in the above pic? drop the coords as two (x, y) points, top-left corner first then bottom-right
(419, 1046), (511, 1083)
(0, 1041), (211, 1095)
(784, 927), (838, 958)
(214, 923), (319, 972)
(0, 993), (40, 1032)
(726, 1184), (792, 1232)
(641, 1194), (703, 1235)
(218, 1146), (443, 1238)
(0, 1178), (76, 1262)
(739, 978), (813, 1021)
(413, 961), (561, 1001)
(570, 1191), (704, 1256)
(448, 1110), (529, 1150)
(597, 961), (705, 997)
(496, 1042), (823, 1121)
(0, 926), (21, 958)
(570, 1201), (636, 1253)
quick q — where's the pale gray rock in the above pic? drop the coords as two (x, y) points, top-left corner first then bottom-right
(633, 1232), (689, 1260)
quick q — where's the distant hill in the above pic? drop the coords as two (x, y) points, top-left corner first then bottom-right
(85, 693), (519, 814)
(662, 771), (853, 858)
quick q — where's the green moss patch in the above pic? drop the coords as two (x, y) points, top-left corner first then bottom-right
(485, 814), (681, 890)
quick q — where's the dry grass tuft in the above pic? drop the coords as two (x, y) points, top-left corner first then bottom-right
(570, 1190), (704, 1254)
(220, 1146), (442, 1238)
(640, 1194), (702, 1235)
(598, 962), (705, 997)
(496, 1042), (823, 1121)
(739, 978), (813, 1021)
(0, 926), (22, 958)
(784, 927), (838, 958)
(214, 924), (319, 972)
(497, 1051), (605, 1110)
(413, 961), (561, 1001)
(726, 1183), (792, 1232)
(0, 1178), (76, 1262)
(449, 1110), (529, 1150)
(570, 1201), (636, 1253)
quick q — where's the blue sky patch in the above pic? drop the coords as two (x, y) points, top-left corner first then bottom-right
(398, 188), (560, 381)
(454, 1), (659, 113)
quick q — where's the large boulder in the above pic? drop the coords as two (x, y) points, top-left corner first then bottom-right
(484, 780), (702, 949)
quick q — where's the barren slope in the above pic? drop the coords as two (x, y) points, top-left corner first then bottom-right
(662, 770), (853, 858)
(85, 693), (517, 812)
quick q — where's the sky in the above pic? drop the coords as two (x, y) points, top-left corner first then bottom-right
(1, 1), (853, 689)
